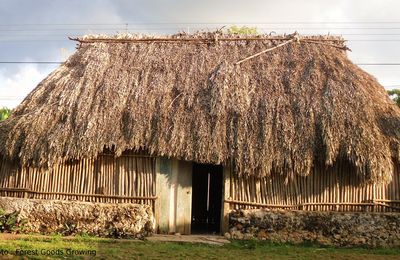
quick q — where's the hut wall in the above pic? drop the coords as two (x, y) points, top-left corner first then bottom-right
(225, 160), (400, 212)
(0, 152), (157, 209)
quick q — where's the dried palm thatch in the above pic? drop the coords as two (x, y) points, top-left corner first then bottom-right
(0, 32), (399, 183)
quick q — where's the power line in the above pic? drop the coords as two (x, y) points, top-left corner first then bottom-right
(0, 61), (400, 65)
(0, 61), (62, 64)
(3, 32), (400, 36)
(0, 40), (70, 42)
(3, 27), (400, 32)
(0, 26), (142, 32)
(348, 40), (400, 42)
(2, 37), (400, 43)
(356, 63), (400, 65)
(3, 21), (400, 26)
(2, 40), (400, 43)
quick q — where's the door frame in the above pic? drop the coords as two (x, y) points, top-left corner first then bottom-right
(220, 163), (231, 234)
(155, 157), (230, 235)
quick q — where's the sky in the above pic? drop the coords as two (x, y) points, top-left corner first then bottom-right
(0, 0), (399, 108)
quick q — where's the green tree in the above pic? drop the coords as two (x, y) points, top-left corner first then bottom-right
(227, 25), (258, 35)
(388, 89), (400, 107)
(0, 107), (11, 121)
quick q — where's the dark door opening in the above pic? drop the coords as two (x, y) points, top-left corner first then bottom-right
(191, 163), (223, 234)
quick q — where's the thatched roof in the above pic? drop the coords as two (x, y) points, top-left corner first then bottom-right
(1, 32), (399, 182)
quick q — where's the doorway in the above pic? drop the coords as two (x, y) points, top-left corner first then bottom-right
(191, 163), (223, 234)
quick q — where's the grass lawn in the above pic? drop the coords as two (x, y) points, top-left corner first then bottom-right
(0, 234), (399, 259)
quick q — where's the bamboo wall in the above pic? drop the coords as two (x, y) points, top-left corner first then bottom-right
(2, 154), (400, 213)
(227, 160), (400, 212)
(0, 152), (156, 209)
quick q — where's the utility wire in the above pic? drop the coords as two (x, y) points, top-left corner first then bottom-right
(356, 63), (400, 65)
(3, 27), (400, 31)
(0, 61), (62, 64)
(1, 61), (400, 65)
(4, 32), (400, 35)
(3, 21), (400, 26)
(3, 40), (400, 43)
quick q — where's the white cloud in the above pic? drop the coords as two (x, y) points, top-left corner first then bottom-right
(0, 65), (53, 108)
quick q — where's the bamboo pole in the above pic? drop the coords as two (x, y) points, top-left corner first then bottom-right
(224, 199), (375, 207)
(80, 160), (85, 201)
(44, 167), (50, 199)
(0, 188), (157, 200)
(54, 164), (59, 200)
(76, 160), (81, 200)
(71, 36), (344, 44)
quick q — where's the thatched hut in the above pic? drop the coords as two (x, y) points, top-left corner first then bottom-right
(0, 32), (400, 235)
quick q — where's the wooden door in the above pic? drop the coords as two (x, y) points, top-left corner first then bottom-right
(155, 158), (192, 234)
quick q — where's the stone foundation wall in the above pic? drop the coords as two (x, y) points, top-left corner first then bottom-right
(0, 197), (154, 238)
(227, 209), (400, 247)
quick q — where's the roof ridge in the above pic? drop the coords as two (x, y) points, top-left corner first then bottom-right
(70, 32), (345, 44)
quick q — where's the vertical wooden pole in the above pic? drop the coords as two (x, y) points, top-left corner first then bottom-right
(221, 161), (231, 234)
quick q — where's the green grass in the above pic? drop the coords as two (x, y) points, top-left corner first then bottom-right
(0, 234), (399, 259)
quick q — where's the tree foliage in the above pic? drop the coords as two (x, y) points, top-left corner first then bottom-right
(0, 107), (11, 121)
(388, 89), (400, 107)
(227, 25), (258, 35)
